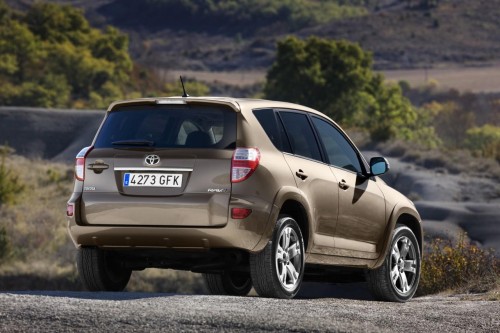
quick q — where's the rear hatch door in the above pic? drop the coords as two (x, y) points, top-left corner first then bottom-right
(81, 103), (236, 227)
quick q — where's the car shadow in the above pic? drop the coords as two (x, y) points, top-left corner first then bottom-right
(296, 282), (375, 300)
(3, 283), (374, 301)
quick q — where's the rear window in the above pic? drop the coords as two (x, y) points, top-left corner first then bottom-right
(94, 105), (236, 149)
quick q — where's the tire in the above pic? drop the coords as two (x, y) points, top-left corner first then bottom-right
(367, 225), (421, 302)
(77, 247), (131, 292)
(203, 271), (252, 296)
(250, 215), (305, 299)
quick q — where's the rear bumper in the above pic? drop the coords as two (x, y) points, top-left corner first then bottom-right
(67, 192), (275, 253)
(68, 222), (264, 252)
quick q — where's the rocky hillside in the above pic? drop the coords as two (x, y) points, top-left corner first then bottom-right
(6, 0), (500, 71)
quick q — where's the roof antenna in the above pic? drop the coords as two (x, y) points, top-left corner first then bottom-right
(180, 76), (189, 98)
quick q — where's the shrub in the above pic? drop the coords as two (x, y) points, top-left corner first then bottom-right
(0, 226), (9, 261)
(465, 124), (500, 162)
(418, 234), (499, 296)
(0, 147), (25, 205)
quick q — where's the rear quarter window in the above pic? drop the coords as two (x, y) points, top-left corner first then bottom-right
(253, 109), (292, 153)
(94, 104), (236, 149)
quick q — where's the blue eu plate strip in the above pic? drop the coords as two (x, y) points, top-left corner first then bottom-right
(124, 173), (130, 186)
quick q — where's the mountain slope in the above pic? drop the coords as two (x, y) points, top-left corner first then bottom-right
(5, 1), (500, 71)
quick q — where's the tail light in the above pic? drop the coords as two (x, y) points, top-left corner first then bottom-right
(75, 146), (93, 181)
(231, 148), (260, 183)
(66, 203), (75, 217)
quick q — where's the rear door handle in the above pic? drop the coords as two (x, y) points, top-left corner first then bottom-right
(88, 160), (109, 174)
(339, 179), (349, 190)
(295, 169), (308, 180)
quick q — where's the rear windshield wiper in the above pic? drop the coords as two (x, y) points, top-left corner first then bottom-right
(112, 139), (155, 147)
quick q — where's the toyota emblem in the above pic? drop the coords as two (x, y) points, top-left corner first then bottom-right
(145, 154), (160, 166)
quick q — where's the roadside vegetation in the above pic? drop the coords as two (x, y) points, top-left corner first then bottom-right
(418, 234), (500, 299)
(0, 149), (206, 292)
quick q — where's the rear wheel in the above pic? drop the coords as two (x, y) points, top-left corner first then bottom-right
(250, 215), (305, 299)
(203, 271), (252, 296)
(367, 225), (421, 302)
(77, 247), (131, 292)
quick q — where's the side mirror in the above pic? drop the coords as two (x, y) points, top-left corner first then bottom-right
(370, 157), (390, 176)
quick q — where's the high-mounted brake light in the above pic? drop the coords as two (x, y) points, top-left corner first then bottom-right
(231, 148), (260, 183)
(75, 146), (93, 181)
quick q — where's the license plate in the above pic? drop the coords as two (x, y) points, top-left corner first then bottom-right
(123, 173), (182, 187)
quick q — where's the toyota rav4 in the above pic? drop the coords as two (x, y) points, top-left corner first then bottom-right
(67, 96), (422, 302)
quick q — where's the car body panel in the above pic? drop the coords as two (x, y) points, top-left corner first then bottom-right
(330, 167), (386, 259)
(283, 154), (340, 238)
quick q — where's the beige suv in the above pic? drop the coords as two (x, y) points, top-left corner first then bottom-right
(67, 97), (422, 302)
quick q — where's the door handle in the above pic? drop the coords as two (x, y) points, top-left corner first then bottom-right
(88, 160), (109, 174)
(295, 169), (308, 180)
(338, 179), (349, 190)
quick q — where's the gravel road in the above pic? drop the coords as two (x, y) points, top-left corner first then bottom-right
(0, 292), (498, 332)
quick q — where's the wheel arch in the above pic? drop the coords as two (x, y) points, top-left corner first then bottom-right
(279, 199), (310, 253)
(250, 186), (313, 253)
(396, 213), (423, 255)
(372, 204), (423, 269)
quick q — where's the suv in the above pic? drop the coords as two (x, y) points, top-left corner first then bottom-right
(67, 97), (422, 302)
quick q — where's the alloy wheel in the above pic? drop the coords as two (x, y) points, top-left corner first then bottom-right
(389, 236), (418, 296)
(275, 226), (303, 291)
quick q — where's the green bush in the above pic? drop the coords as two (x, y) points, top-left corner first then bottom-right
(465, 124), (500, 162)
(418, 234), (499, 296)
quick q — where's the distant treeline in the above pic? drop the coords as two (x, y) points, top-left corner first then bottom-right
(99, 0), (369, 35)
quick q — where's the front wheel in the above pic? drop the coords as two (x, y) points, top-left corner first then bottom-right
(367, 225), (421, 302)
(250, 215), (305, 299)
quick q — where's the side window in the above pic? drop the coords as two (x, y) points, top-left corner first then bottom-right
(311, 117), (362, 173)
(279, 111), (322, 161)
(253, 109), (292, 153)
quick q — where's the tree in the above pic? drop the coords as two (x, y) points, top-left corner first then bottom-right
(265, 36), (417, 141)
(0, 1), (135, 108)
(362, 74), (417, 141)
(25, 3), (91, 45)
(265, 36), (373, 121)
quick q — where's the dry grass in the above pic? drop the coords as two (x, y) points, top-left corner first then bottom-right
(384, 65), (500, 94)
(163, 65), (500, 94)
